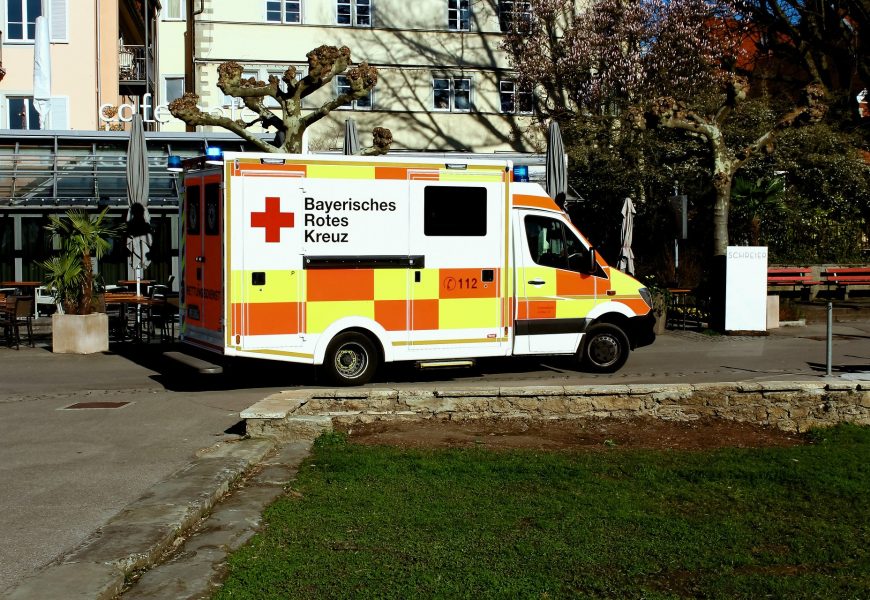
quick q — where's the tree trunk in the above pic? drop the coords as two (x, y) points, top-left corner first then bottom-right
(711, 169), (732, 257)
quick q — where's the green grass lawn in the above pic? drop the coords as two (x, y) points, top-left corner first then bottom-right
(215, 425), (870, 599)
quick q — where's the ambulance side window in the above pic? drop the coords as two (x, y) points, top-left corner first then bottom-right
(186, 185), (201, 235)
(423, 186), (487, 236)
(525, 215), (595, 274)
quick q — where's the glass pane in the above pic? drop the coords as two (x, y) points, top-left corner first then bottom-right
(21, 216), (52, 282)
(525, 216), (569, 269)
(433, 79), (450, 109)
(454, 79), (471, 111)
(8, 98), (28, 130)
(266, 1), (281, 21)
(285, 0), (300, 22)
(27, 0), (41, 18)
(9, 0), (23, 22)
(166, 77), (184, 102)
(356, 91), (372, 109)
(0, 216), (14, 281)
(518, 90), (533, 113)
(8, 23), (23, 40)
(500, 81), (515, 112)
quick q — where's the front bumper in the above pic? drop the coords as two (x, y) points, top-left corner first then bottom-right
(627, 312), (656, 349)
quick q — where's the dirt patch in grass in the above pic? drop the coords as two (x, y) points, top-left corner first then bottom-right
(336, 417), (808, 451)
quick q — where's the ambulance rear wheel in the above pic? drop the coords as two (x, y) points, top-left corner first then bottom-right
(581, 324), (629, 373)
(324, 332), (379, 386)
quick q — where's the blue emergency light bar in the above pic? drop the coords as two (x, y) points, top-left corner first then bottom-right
(513, 165), (529, 182)
(205, 146), (224, 164)
(166, 155), (183, 172)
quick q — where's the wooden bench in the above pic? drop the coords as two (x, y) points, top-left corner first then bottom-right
(767, 267), (819, 300)
(821, 267), (870, 299)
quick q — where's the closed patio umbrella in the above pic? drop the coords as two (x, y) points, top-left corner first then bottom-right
(617, 197), (636, 275)
(32, 16), (51, 129)
(545, 121), (567, 207)
(126, 113), (152, 295)
(344, 118), (360, 155)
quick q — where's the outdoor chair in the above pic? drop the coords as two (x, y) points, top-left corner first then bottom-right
(0, 296), (34, 349)
(145, 285), (176, 342)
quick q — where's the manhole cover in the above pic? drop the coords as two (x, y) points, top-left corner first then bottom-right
(62, 401), (132, 410)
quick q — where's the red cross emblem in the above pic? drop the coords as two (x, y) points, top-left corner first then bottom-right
(251, 196), (294, 243)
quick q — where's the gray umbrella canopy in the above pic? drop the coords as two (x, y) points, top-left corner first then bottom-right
(126, 113), (152, 270)
(545, 121), (567, 205)
(617, 197), (636, 275)
(344, 118), (360, 155)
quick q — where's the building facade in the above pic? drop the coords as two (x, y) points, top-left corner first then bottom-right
(1, 0), (160, 132)
(154, 0), (541, 152)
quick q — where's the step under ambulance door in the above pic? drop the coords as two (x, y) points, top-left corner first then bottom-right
(182, 171), (224, 350)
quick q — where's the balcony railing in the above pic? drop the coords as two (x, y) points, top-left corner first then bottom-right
(119, 45), (146, 82)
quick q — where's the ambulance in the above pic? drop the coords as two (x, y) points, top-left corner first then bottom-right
(180, 152), (655, 385)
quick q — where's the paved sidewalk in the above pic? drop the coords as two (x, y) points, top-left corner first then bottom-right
(1, 318), (868, 598)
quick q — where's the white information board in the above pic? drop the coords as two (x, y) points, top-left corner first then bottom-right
(725, 246), (768, 331)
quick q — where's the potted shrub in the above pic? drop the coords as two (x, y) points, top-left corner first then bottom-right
(41, 208), (121, 354)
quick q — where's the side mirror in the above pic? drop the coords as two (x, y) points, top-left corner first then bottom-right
(589, 248), (597, 274)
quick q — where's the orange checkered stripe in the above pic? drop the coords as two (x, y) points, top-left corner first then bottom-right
(231, 160), (507, 183)
(231, 268), (504, 337)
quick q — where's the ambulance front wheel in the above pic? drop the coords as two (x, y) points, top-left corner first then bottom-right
(580, 323), (629, 373)
(324, 332), (379, 386)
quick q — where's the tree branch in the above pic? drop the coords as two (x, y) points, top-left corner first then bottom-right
(168, 94), (277, 153)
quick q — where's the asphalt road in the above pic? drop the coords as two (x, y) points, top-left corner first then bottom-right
(1, 320), (869, 593)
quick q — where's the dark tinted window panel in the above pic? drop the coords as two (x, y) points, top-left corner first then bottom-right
(186, 185), (200, 235)
(205, 183), (220, 235)
(423, 186), (486, 236)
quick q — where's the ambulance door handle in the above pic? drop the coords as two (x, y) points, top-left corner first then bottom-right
(195, 256), (205, 263)
(414, 271), (421, 283)
(528, 279), (546, 286)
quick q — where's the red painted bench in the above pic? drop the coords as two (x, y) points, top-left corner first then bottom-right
(767, 267), (819, 300)
(821, 267), (870, 299)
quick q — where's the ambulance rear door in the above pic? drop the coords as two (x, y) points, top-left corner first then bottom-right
(182, 169), (224, 351)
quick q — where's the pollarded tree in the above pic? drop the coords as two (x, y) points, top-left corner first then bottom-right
(169, 45), (392, 155)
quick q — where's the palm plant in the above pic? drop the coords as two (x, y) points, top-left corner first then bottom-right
(41, 208), (121, 315)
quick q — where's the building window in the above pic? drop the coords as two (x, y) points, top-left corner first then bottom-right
(447, 0), (470, 31)
(500, 80), (533, 114)
(164, 76), (185, 104)
(164, 0), (185, 20)
(433, 77), (471, 112)
(6, 96), (40, 129)
(336, 75), (373, 110)
(6, 0), (41, 41)
(266, 0), (301, 23)
(337, 0), (371, 26)
(499, 0), (532, 33)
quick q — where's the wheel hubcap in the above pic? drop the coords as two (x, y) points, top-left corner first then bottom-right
(334, 343), (368, 379)
(589, 334), (620, 367)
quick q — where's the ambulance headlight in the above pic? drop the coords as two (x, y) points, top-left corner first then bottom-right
(639, 287), (653, 309)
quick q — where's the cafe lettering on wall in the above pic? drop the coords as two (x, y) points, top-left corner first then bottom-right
(99, 93), (251, 124)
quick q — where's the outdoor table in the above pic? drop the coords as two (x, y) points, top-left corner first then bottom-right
(105, 293), (159, 341)
(1, 282), (41, 317)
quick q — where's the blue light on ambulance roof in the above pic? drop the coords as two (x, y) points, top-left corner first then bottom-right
(166, 155), (183, 172)
(513, 165), (529, 182)
(205, 146), (223, 164)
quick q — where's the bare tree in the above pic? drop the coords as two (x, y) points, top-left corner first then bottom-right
(169, 45), (392, 155)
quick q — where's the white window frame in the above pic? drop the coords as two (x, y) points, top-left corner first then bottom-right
(498, 0), (532, 33)
(5, 0), (41, 42)
(336, 0), (371, 27)
(162, 0), (185, 20)
(499, 80), (533, 114)
(5, 96), (39, 129)
(447, 0), (470, 31)
(163, 75), (185, 105)
(266, 0), (302, 24)
(335, 74), (373, 110)
(432, 76), (472, 112)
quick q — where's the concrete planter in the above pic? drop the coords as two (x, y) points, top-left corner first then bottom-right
(51, 312), (109, 354)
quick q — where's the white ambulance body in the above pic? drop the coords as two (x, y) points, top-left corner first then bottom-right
(181, 152), (655, 385)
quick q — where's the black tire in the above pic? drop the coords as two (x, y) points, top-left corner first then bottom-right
(580, 323), (630, 373)
(324, 332), (379, 386)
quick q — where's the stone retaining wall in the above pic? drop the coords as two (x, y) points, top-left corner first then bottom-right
(242, 381), (870, 440)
